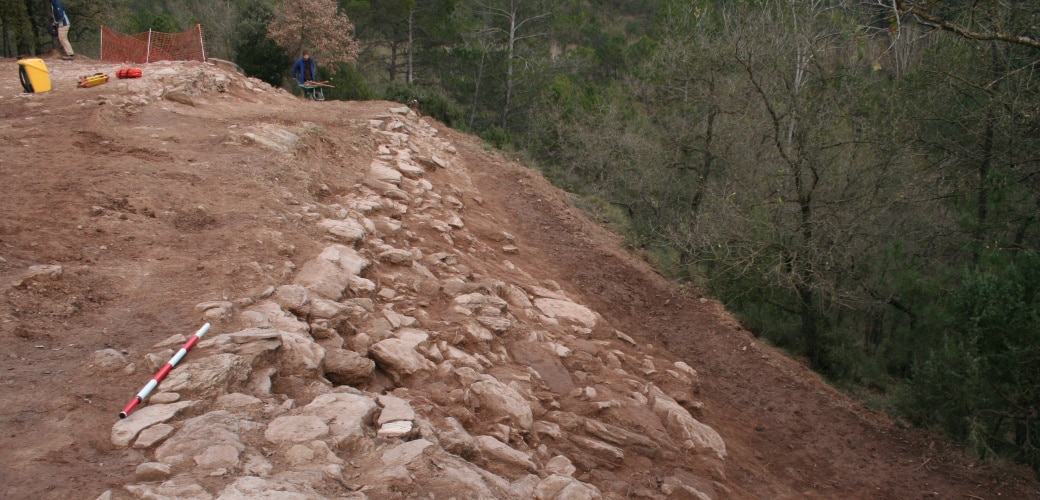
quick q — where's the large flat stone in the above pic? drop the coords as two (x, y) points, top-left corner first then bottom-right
(651, 390), (726, 460)
(277, 331), (327, 376)
(324, 348), (375, 386)
(160, 353), (250, 398)
(112, 401), (198, 446)
(377, 394), (415, 425)
(133, 423), (176, 448)
(155, 411), (251, 466)
(533, 474), (602, 500)
(124, 476), (212, 500)
(370, 338), (433, 380)
(470, 378), (533, 430)
(533, 298), (598, 327)
(302, 392), (378, 443)
(293, 258), (351, 300)
(381, 439), (433, 467)
(318, 244), (371, 276)
(476, 435), (536, 471)
(319, 219), (367, 244)
(264, 415), (329, 444)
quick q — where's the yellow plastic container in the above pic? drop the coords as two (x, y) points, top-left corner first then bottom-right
(77, 73), (109, 88)
(18, 58), (51, 93)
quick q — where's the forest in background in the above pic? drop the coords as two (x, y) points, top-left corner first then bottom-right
(3, 0), (1039, 474)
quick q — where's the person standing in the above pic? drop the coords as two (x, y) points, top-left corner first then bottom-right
(51, 0), (75, 60)
(291, 51), (318, 98)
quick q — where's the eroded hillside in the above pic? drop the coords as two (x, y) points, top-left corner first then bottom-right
(1, 57), (1037, 499)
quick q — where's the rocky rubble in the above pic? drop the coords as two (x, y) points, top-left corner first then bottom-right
(99, 97), (727, 499)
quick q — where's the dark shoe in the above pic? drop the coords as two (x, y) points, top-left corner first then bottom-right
(61, 55), (75, 60)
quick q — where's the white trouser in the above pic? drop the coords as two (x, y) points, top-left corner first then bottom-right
(57, 25), (74, 56)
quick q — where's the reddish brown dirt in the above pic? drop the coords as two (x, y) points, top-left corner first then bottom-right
(459, 145), (1040, 498)
(1, 55), (1038, 499)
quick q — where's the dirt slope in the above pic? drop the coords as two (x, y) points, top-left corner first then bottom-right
(0, 56), (1037, 499)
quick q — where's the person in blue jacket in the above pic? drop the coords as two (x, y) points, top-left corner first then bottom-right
(51, 0), (75, 60)
(291, 51), (318, 98)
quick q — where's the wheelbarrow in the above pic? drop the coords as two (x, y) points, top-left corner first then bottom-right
(298, 80), (332, 101)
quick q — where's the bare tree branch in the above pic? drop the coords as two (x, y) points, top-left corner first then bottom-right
(895, 1), (1040, 49)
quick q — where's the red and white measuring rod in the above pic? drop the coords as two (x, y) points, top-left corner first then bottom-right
(118, 323), (211, 419)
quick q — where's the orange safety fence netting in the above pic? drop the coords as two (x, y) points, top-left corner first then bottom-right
(100, 24), (206, 64)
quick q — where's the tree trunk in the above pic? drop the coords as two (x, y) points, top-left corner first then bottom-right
(501, 9), (517, 130)
(690, 77), (718, 219)
(798, 284), (820, 368)
(468, 47), (487, 131)
(866, 307), (884, 353)
(407, 6), (414, 84)
(972, 108), (995, 264)
(388, 41), (399, 82)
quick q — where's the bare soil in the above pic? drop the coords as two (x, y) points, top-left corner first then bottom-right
(1, 54), (1037, 499)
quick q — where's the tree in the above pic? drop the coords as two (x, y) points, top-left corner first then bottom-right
(63, 0), (129, 57)
(889, 0), (1040, 50)
(343, 0), (412, 82)
(0, 0), (34, 57)
(126, 10), (180, 33)
(893, 1), (1040, 262)
(267, 0), (359, 65)
(904, 251), (1040, 469)
(0, 0), (127, 58)
(473, 0), (550, 130)
(406, 0), (465, 77)
(537, 0), (935, 374)
(165, 0), (239, 59)
(234, 0), (290, 86)
(635, 0), (725, 246)
(457, 8), (498, 130)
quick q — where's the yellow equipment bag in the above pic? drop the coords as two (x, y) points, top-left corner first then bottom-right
(18, 58), (51, 93)
(78, 73), (109, 88)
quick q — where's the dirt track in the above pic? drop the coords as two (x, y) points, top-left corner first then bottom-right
(1, 55), (1037, 499)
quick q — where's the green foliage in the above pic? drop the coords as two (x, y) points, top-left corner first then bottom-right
(0, 0), (123, 58)
(342, 0), (412, 80)
(0, 0), (35, 57)
(581, 25), (628, 78)
(571, 193), (639, 245)
(547, 74), (601, 117)
(479, 126), (511, 150)
(903, 251), (1040, 469)
(902, 335), (983, 435)
(233, 0), (289, 87)
(623, 36), (657, 74)
(381, 82), (461, 126)
(126, 11), (180, 32)
(325, 62), (374, 101)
